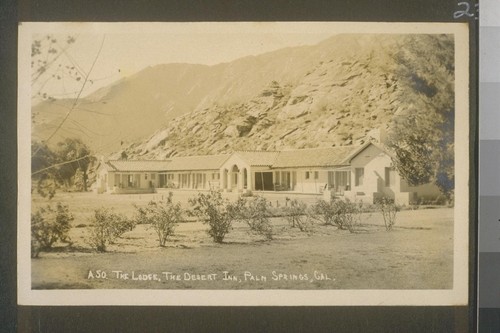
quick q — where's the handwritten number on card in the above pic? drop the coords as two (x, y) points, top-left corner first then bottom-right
(454, 1), (479, 20)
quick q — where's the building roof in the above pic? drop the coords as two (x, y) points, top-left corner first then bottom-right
(272, 146), (359, 168)
(104, 142), (387, 173)
(166, 154), (230, 171)
(106, 160), (171, 172)
(233, 151), (280, 167)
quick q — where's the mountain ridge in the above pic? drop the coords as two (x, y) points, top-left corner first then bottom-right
(32, 34), (454, 161)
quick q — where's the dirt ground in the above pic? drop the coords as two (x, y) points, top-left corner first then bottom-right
(30, 191), (454, 290)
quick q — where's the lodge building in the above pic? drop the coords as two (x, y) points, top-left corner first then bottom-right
(94, 142), (441, 205)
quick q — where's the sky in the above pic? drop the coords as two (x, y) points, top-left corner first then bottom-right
(25, 21), (464, 100)
(28, 23), (336, 99)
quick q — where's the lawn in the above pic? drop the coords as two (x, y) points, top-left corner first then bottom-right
(30, 191), (454, 290)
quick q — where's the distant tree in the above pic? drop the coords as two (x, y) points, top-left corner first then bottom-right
(31, 140), (59, 198)
(387, 109), (454, 200)
(387, 34), (455, 200)
(388, 114), (436, 186)
(434, 113), (455, 197)
(31, 138), (94, 195)
(56, 138), (93, 191)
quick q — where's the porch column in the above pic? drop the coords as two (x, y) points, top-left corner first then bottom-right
(238, 170), (244, 191)
(219, 169), (225, 190)
(247, 169), (253, 191)
(227, 170), (233, 190)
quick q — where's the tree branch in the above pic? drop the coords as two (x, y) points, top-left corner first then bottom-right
(33, 36), (106, 157)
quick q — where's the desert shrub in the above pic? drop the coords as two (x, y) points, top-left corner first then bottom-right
(134, 192), (182, 247)
(310, 199), (338, 226)
(189, 190), (241, 243)
(267, 204), (285, 218)
(31, 202), (74, 257)
(282, 199), (313, 233)
(310, 199), (363, 232)
(338, 199), (363, 233)
(87, 207), (135, 252)
(377, 197), (399, 231)
(238, 196), (273, 240)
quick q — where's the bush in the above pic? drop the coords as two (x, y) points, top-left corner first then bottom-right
(135, 192), (183, 247)
(189, 190), (241, 243)
(337, 199), (363, 233)
(282, 199), (313, 233)
(238, 196), (273, 240)
(31, 203), (73, 257)
(377, 197), (399, 231)
(310, 199), (339, 227)
(87, 207), (135, 252)
(311, 199), (363, 233)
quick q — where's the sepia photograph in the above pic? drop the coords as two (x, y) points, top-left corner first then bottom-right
(18, 22), (470, 306)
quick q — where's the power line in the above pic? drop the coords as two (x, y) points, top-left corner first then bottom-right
(31, 154), (92, 176)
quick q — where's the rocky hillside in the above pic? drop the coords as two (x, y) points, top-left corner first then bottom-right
(119, 34), (454, 159)
(32, 33), (454, 158)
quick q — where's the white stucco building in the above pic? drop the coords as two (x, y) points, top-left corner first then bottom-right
(94, 142), (442, 205)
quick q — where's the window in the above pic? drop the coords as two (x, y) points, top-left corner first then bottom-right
(151, 173), (156, 180)
(145, 174), (148, 180)
(355, 168), (364, 186)
(305, 171), (310, 179)
(385, 167), (395, 187)
(314, 171), (319, 179)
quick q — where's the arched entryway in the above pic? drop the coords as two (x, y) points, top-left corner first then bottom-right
(220, 163), (253, 192)
(230, 165), (240, 190)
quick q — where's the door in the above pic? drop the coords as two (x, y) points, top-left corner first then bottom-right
(334, 171), (350, 194)
(255, 172), (274, 191)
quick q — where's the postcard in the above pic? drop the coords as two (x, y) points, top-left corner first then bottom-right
(18, 21), (470, 306)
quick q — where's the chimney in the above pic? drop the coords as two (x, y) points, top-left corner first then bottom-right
(367, 127), (387, 143)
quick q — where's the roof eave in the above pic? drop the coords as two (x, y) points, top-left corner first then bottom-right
(341, 141), (389, 164)
(271, 164), (350, 169)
